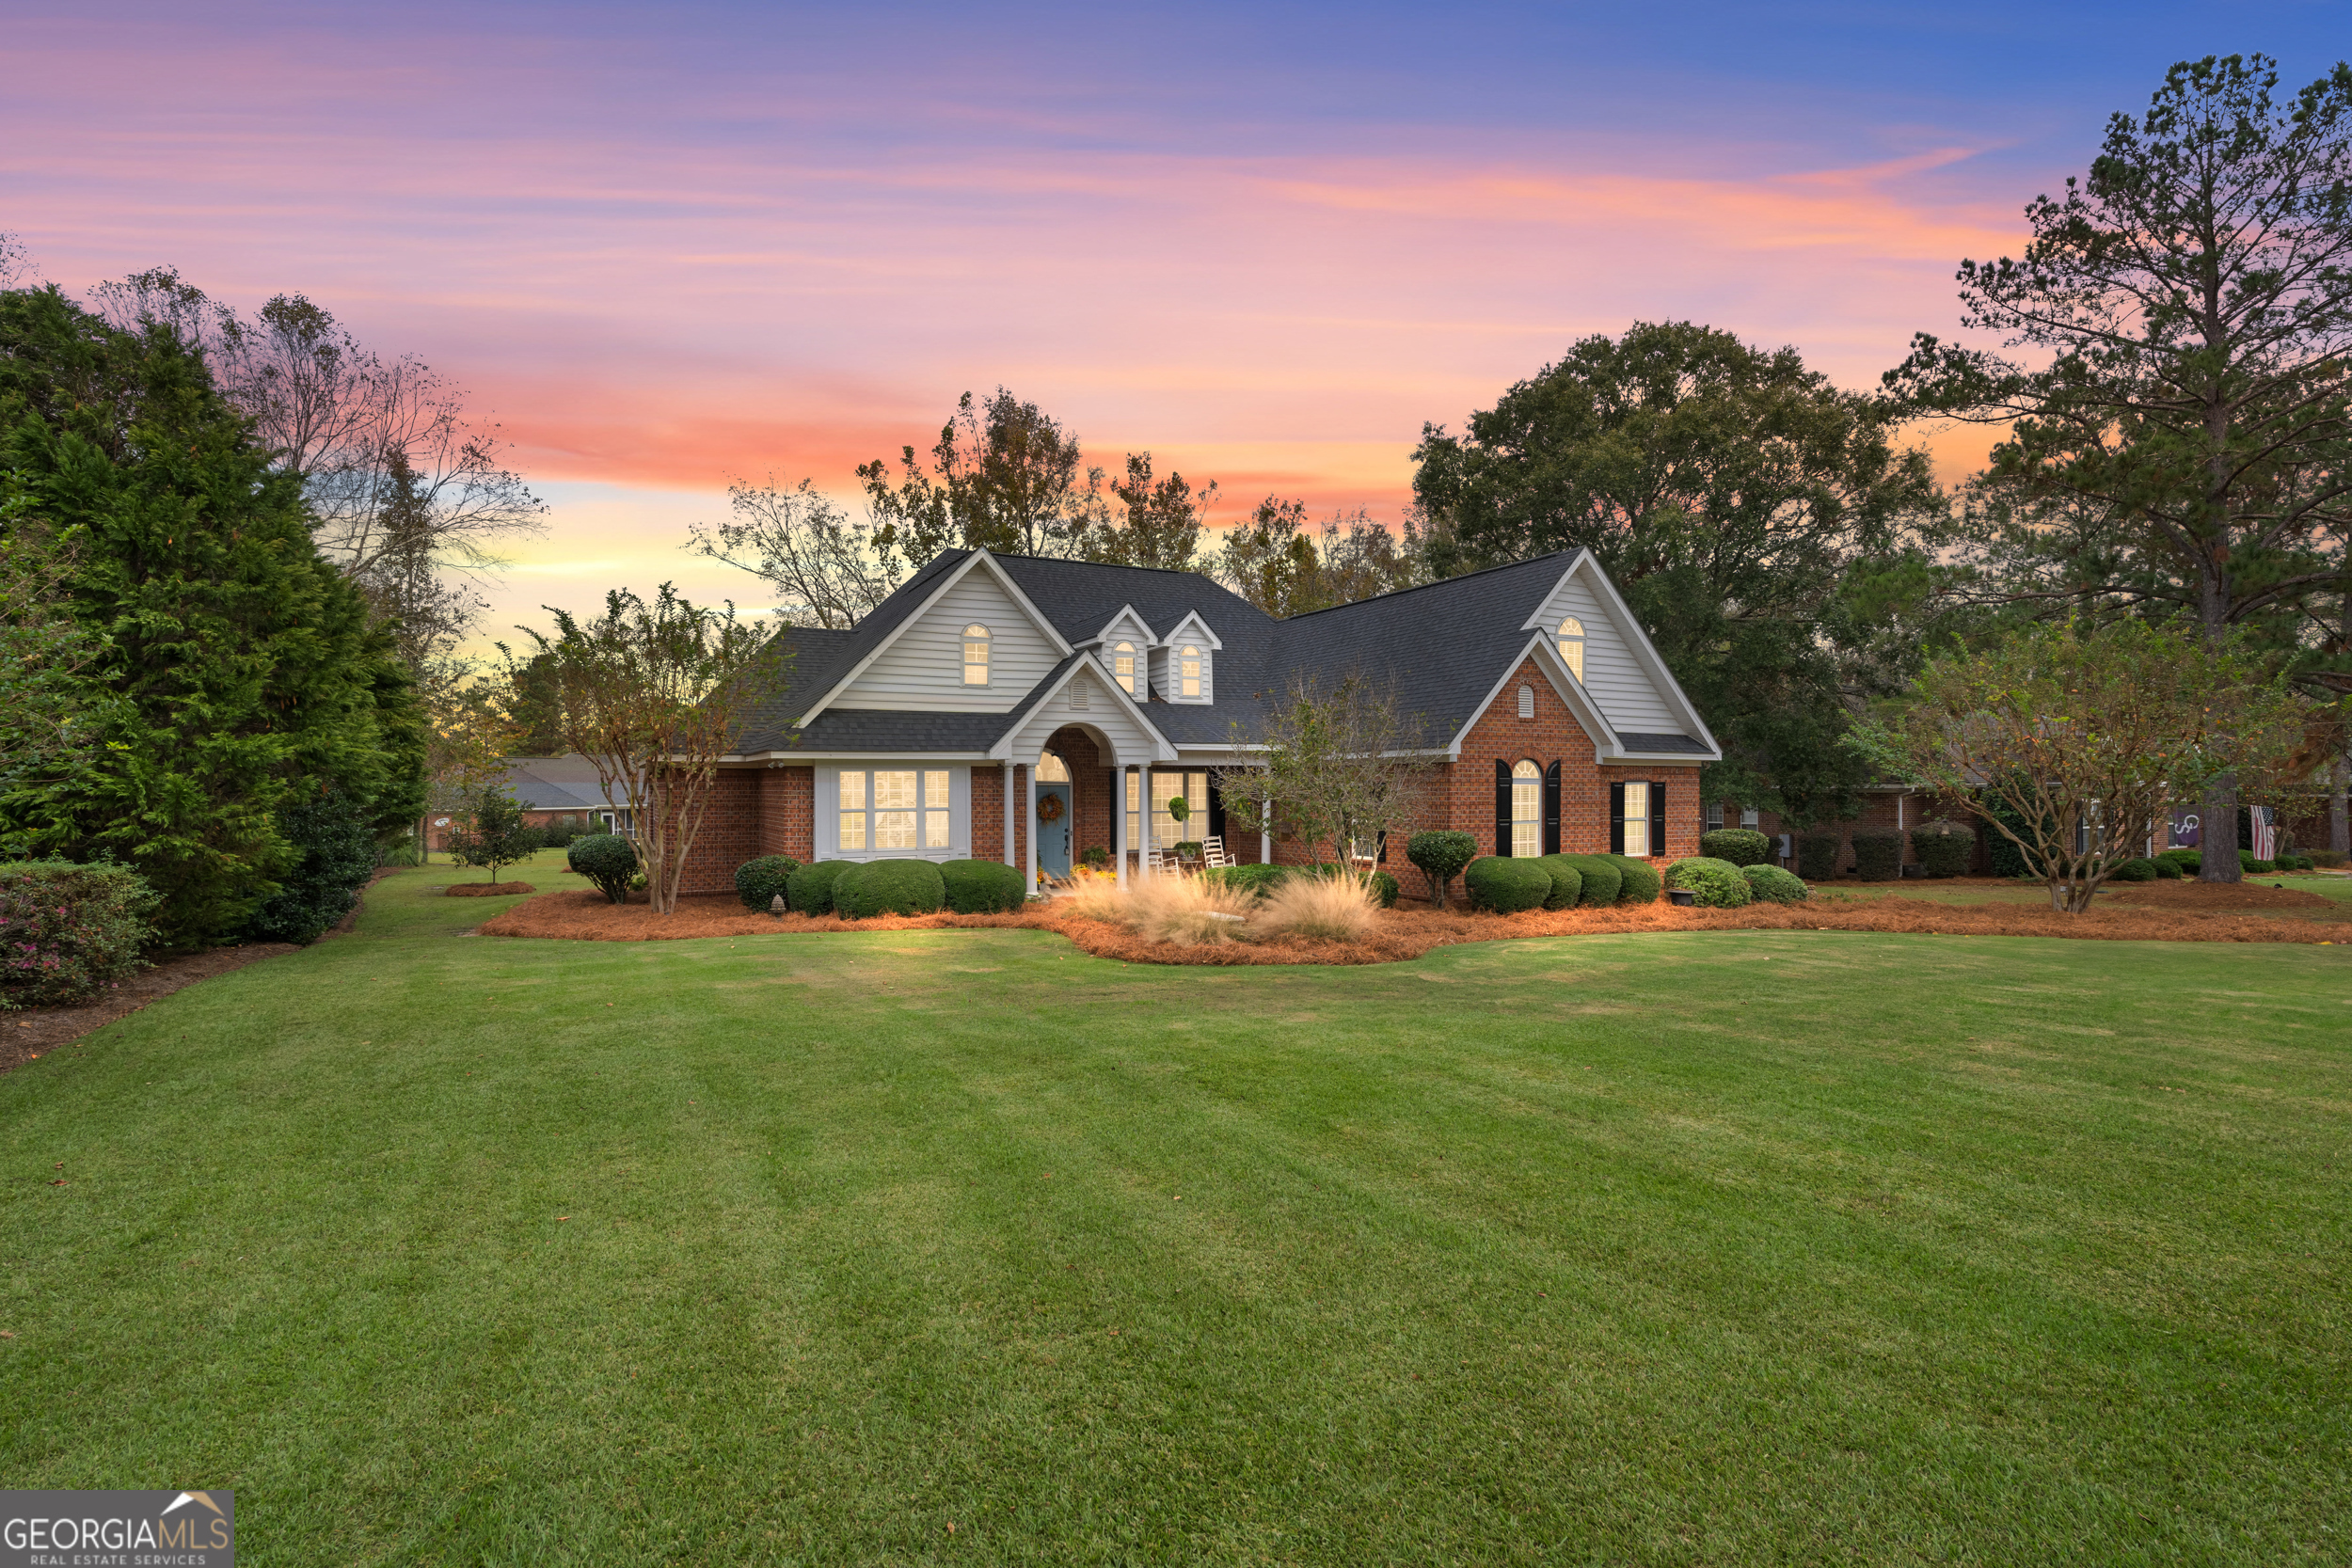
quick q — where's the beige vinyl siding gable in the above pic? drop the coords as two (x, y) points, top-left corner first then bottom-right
(1539, 572), (1679, 733)
(836, 569), (1064, 711)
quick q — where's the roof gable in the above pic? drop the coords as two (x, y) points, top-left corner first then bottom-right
(796, 550), (1071, 723)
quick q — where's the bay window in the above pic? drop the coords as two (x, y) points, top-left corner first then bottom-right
(839, 768), (951, 852)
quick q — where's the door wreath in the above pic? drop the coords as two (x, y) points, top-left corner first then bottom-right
(1036, 793), (1066, 822)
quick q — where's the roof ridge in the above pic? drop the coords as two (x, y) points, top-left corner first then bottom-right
(1278, 549), (1581, 621)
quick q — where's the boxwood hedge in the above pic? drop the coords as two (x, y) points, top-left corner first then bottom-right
(1464, 856), (1550, 914)
(1796, 833), (1841, 882)
(1606, 855), (1661, 905)
(1851, 831), (1903, 881)
(1558, 854), (1621, 908)
(1909, 820), (1974, 879)
(1697, 828), (1771, 866)
(566, 834), (639, 905)
(785, 860), (856, 916)
(1741, 863), (1808, 904)
(1534, 855), (1584, 911)
(1663, 856), (1751, 908)
(941, 858), (1025, 912)
(734, 854), (801, 911)
(833, 859), (947, 918)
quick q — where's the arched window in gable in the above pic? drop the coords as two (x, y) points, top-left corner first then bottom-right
(1556, 616), (1585, 680)
(1112, 641), (1137, 696)
(962, 624), (992, 686)
(1511, 759), (1543, 858)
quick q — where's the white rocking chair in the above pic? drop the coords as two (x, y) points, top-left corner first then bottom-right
(1200, 835), (1233, 870)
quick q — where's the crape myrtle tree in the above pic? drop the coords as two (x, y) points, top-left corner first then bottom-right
(1888, 55), (2352, 882)
(1413, 320), (1954, 832)
(516, 585), (787, 915)
(1850, 619), (2304, 911)
(1215, 673), (1439, 885)
(0, 285), (425, 947)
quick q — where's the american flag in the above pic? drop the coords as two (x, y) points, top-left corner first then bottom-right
(2250, 806), (2278, 861)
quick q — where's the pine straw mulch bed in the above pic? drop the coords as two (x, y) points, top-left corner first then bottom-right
(478, 887), (2352, 966)
(441, 880), (536, 897)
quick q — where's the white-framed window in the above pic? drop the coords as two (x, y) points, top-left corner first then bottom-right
(1112, 641), (1137, 696)
(1517, 684), (1534, 720)
(962, 624), (991, 686)
(1178, 644), (1203, 700)
(840, 768), (951, 851)
(1740, 807), (1759, 829)
(1037, 751), (1071, 783)
(1557, 616), (1585, 680)
(1152, 769), (1209, 847)
(1511, 760), (1542, 857)
(1622, 780), (1651, 858)
(1706, 800), (1724, 831)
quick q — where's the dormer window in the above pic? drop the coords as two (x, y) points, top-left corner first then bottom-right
(1112, 641), (1137, 697)
(1178, 644), (1203, 700)
(1552, 620), (1590, 681)
(962, 624), (991, 686)
(1556, 616), (1585, 681)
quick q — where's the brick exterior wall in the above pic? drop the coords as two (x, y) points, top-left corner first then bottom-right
(973, 762), (1008, 863)
(676, 768), (760, 896)
(757, 767), (814, 862)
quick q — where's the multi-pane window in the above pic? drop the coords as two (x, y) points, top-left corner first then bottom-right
(1511, 759), (1542, 857)
(962, 624), (991, 686)
(1556, 616), (1585, 680)
(1740, 807), (1759, 829)
(1178, 644), (1203, 699)
(1111, 641), (1137, 696)
(1036, 752), (1070, 783)
(1621, 780), (1651, 857)
(839, 768), (951, 852)
(1152, 769), (1208, 847)
(1706, 800), (1725, 831)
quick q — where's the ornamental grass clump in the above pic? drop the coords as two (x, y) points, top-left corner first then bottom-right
(1664, 856), (1752, 908)
(1253, 873), (1379, 942)
(1054, 867), (1131, 924)
(1128, 874), (1257, 945)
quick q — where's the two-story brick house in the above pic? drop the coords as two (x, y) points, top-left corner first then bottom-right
(674, 546), (1721, 897)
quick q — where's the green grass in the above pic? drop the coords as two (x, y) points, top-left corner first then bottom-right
(4, 870), (2348, 1564)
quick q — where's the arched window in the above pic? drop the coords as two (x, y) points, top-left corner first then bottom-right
(962, 624), (991, 686)
(1112, 641), (1137, 696)
(1179, 644), (1203, 699)
(1556, 616), (1585, 680)
(1517, 684), (1534, 720)
(1036, 751), (1071, 783)
(1511, 759), (1542, 857)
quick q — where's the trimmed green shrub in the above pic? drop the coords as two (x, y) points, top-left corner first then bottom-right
(941, 858), (1025, 913)
(1742, 863), (1808, 904)
(0, 862), (156, 1007)
(2156, 847), (2200, 874)
(785, 860), (856, 916)
(1796, 832), (1841, 881)
(1406, 830), (1481, 909)
(734, 854), (802, 911)
(2239, 849), (2274, 874)
(1078, 845), (1110, 870)
(1910, 820), (1974, 878)
(2312, 849), (2347, 868)
(2111, 857), (2158, 882)
(1534, 855), (1584, 911)
(2278, 852), (2312, 871)
(1558, 854), (1621, 907)
(246, 789), (377, 945)
(1664, 856), (1751, 908)
(1851, 831), (1902, 881)
(1606, 855), (1661, 905)
(2152, 855), (2183, 879)
(833, 859), (947, 919)
(1205, 862), (1290, 898)
(1697, 828), (1771, 866)
(566, 834), (639, 905)
(1464, 856), (1551, 914)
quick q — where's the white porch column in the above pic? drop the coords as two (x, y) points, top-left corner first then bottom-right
(1113, 763), (1128, 887)
(1024, 763), (1038, 897)
(1001, 759), (1015, 869)
(1260, 795), (1272, 866)
(1138, 767), (1152, 882)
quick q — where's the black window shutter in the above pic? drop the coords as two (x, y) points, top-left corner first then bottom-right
(1649, 782), (1666, 858)
(1543, 762), (1562, 856)
(1609, 782), (1626, 855)
(1495, 760), (1512, 855)
(1375, 830), (1388, 864)
(1208, 782), (1226, 839)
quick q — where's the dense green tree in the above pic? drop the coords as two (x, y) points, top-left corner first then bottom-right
(1890, 55), (2352, 879)
(1412, 320), (1949, 827)
(1215, 498), (1433, 618)
(859, 388), (1104, 563)
(1095, 451), (1216, 571)
(0, 285), (424, 946)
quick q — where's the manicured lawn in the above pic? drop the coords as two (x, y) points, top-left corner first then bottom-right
(4, 872), (2347, 1564)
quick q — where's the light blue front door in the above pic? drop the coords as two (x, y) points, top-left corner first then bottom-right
(1036, 784), (1072, 878)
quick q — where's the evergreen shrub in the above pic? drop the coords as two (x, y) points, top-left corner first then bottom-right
(785, 860), (855, 916)
(1910, 820), (1974, 878)
(1697, 828), (1771, 866)
(833, 859), (947, 918)
(2156, 847), (2200, 874)
(245, 790), (378, 945)
(1663, 856), (1750, 908)
(567, 834), (639, 904)
(1406, 830), (1480, 908)
(1559, 854), (1621, 907)
(734, 854), (802, 911)
(0, 862), (155, 1007)
(2151, 855), (2183, 879)
(2111, 857), (2158, 882)
(941, 858), (1025, 913)
(1606, 855), (1661, 905)
(1796, 833), (1842, 881)
(1851, 831), (1903, 881)
(2239, 849), (2274, 874)
(1206, 863), (1289, 898)
(1742, 863), (1808, 904)
(1534, 855), (1584, 911)
(2311, 849), (2347, 868)
(1464, 856), (1551, 914)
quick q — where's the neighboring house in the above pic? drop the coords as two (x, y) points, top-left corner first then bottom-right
(425, 754), (629, 850)
(674, 546), (1721, 898)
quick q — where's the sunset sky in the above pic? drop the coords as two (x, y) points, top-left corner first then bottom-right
(6, 2), (2344, 634)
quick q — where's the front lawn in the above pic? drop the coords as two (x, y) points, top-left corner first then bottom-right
(3, 870), (2346, 1563)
